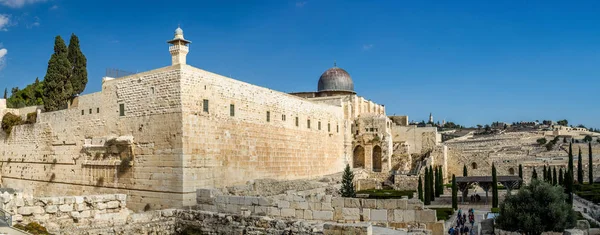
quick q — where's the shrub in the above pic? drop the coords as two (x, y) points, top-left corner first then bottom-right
(14, 222), (50, 235)
(25, 112), (37, 124)
(355, 189), (414, 199)
(52, 158), (57, 164)
(431, 207), (454, 221)
(1, 112), (23, 135)
(144, 203), (151, 211)
(496, 180), (576, 234)
(491, 207), (500, 213)
(340, 164), (355, 197)
(537, 138), (547, 145)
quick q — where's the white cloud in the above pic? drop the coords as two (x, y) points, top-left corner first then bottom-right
(0, 0), (47, 8)
(296, 1), (307, 7)
(49, 4), (57, 10)
(0, 48), (7, 71)
(362, 44), (374, 51)
(26, 16), (39, 28)
(0, 14), (9, 31)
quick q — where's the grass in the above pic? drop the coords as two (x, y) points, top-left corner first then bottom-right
(430, 207), (454, 221)
(491, 207), (500, 213)
(355, 189), (415, 199)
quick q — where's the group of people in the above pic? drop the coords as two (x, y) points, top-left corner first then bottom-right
(470, 194), (481, 202)
(448, 208), (475, 235)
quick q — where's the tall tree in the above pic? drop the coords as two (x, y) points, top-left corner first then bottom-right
(518, 164), (523, 179)
(340, 164), (355, 197)
(492, 163), (499, 208)
(438, 166), (444, 195)
(543, 165), (547, 182)
(418, 176), (423, 201)
(452, 174), (458, 210)
(43, 36), (72, 111)
(590, 142), (594, 184)
(559, 168), (564, 186)
(67, 33), (87, 96)
(566, 169), (574, 204)
(424, 167), (430, 205)
(463, 164), (468, 177)
(578, 148), (584, 184)
(568, 143), (574, 180)
(553, 167), (557, 186)
(532, 168), (538, 180)
(434, 166), (439, 197)
(429, 165), (435, 201)
(2, 88), (6, 99)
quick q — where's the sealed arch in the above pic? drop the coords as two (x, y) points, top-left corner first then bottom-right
(472, 162), (478, 170)
(372, 145), (382, 172)
(353, 146), (365, 168)
(508, 168), (515, 175)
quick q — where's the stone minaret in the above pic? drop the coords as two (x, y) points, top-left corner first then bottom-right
(168, 26), (191, 66)
(429, 112), (433, 123)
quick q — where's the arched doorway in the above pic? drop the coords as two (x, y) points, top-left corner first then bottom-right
(372, 146), (382, 172)
(353, 146), (365, 168)
(508, 168), (515, 175)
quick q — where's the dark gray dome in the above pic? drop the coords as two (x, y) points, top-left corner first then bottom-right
(317, 67), (354, 92)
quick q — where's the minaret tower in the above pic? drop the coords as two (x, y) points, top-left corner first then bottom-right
(429, 112), (433, 123)
(167, 26), (191, 66)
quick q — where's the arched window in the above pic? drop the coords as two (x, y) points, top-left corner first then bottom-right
(508, 168), (515, 175)
(353, 146), (365, 168)
(372, 146), (382, 172)
(472, 162), (478, 170)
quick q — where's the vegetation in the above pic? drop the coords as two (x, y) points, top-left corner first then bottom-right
(559, 168), (564, 186)
(584, 135), (593, 143)
(532, 168), (537, 180)
(590, 142), (594, 185)
(418, 176), (423, 201)
(557, 119), (569, 126)
(431, 207), (454, 221)
(6, 78), (44, 108)
(424, 167), (430, 205)
(566, 143), (574, 204)
(492, 163), (498, 208)
(25, 112), (37, 124)
(355, 189), (415, 199)
(574, 184), (600, 204)
(575, 211), (600, 228)
(578, 148), (584, 184)
(429, 166), (434, 201)
(519, 164), (523, 179)
(437, 166), (444, 196)
(496, 180), (576, 235)
(118, 156), (133, 175)
(1, 112), (23, 135)
(180, 226), (203, 235)
(67, 34), (88, 95)
(451, 174), (457, 210)
(144, 203), (151, 211)
(553, 167), (557, 186)
(536, 138), (547, 145)
(13, 222), (51, 235)
(96, 176), (104, 186)
(491, 207), (500, 213)
(434, 166), (440, 197)
(340, 164), (355, 197)
(463, 164), (467, 177)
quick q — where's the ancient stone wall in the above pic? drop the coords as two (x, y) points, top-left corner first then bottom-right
(392, 125), (439, 155)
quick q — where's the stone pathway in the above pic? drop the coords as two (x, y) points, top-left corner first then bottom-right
(445, 209), (488, 235)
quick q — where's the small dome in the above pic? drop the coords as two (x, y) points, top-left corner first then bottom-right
(317, 66), (354, 93)
(175, 27), (183, 35)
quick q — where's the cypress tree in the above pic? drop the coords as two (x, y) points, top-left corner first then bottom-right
(67, 33), (87, 96)
(424, 167), (430, 205)
(566, 169), (573, 204)
(518, 164), (523, 179)
(559, 168), (564, 186)
(3, 88), (6, 99)
(463, 164), (468, 176)
(418, 176), (423, 201)
(553, 167), (557, 186)
(543, 165), (547, 182)
(492, 163), (498, 208)
(429, 166), (435, 201)
(43, 36), (72, 111)
(340, 164), (355, 197)
(590, 142), (594, 184)
(451, 174), (457, 210)
(532, 168), (538, 180)
(568, 143), (574, 182)
(434, 166), (439, 197)
(438, 166), (444, 195)
(578, 148), (584, 184)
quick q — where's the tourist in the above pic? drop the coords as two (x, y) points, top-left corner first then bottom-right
(448, 226), (455, 235)
(463, 225), (469, 235)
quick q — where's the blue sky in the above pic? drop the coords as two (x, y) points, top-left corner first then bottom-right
(0, 0), (599, 128)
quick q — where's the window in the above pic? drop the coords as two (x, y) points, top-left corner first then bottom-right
(230, 104), (235, 117)
(119, 104), (125, 116)
(81, 110), (84, 115)
(318, 121), (321, 130)
(266, 111), (270, 122)
(282, 114), (286, 121)
(97, 108), (100, 113)
(328, 123), (331, 132)
(151, 87), (155, 94)
(89, 109), (92, 114)
(203, 99), (209, 113)
(307, 120), (311, 129)
(295, 117), (299, 127)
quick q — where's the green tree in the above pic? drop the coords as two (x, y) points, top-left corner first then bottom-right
(578, 148), (584, 184)
(557, 119), (568, 126)
(6, 78), (45, 108)
(584, 135), (593, 143)
(67, 33), (88, 96)
(2, 88), (6, 99)
(434, 166), (439, 197)
(565, 169), (573, 204)
(424, 167), (430, 205)
(429, 166), (435, 201)
(463, 164), (468, 177)
(438, 166), (444, 196)
(418, 176), (423, 201)
(340, 164), (355, 197)
(43, 36), (72, 111)
(568, 143), (574, 184)
(519, 164), (523, 179)
(552, 167), (557, 186)
(451, 174), (457, 210)
(543, 165), (547, 182)
(532, 168), (538, 180)
(559, 168), (564, 186)
(537, 138), (547, 145)
(590, 142), (594, 185)
(496, 180), (576, 235)
(492, 163), (498, 208)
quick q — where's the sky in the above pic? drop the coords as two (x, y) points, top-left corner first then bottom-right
(0, 0), (599, 128)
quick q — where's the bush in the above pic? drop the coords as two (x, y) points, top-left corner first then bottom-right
(340, 164), (355, 197)
(491, 207), (500, 213)
(25, 112), (37, 124)
(496, 180), (576, 234)
(431, 207), (454, 221)
(537, 138), (547, 145)
(13, 222), (50, 235)
(355, 189), (414, 199)
(1, 112), (23, 135)
(144, 203), (151, 211)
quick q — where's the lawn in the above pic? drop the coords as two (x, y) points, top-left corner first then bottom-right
(430, 207), (454, 221)
(355, 189), (415, 199)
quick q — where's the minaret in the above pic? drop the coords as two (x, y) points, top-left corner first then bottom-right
(429, 112), (433, 123)
(167, 26), (191, 66)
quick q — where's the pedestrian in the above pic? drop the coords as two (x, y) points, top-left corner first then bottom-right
(463, 226), (469, 235)
(448, 226), (455, 235)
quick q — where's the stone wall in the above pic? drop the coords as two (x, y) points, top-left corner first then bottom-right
(0, 193), (129, 231)
(394, 175), (419, 191)
(195, 188), (443, 231)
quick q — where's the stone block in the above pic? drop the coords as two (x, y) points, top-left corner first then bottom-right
(404, 210), (416, 222)
(107, 201), (120, 209)
(382, 199), (397, 209)
(324, 195), (332, 203)
(332, 197), (344, 208)
(258, 197), (272, 206)
(74, 196), (84, 204)
(396, 199), (408, 210)
(371, 209), (388, 221)
(313, 210), (333, 220)
(15, 197), (24, 207)
(416, 210), (436, 223)
(363, 209), (371, 221)
(322, 202), (334, 211)
(577, 220), (591, 230)
(281, 208), (295, 217)
(565, 229), (585, 235)
(292, 201), (309, 210)
(334, 208), (343, 221)
(407, 199), (424, 210)
(253, 206), (268, 216)
(18, 206), (44, 215)
(268, 207), (280, 217)
(344, 198), (360, 208)
(116, 194), (127, 202)
(96, 202), (107, 210)
(215, 196), (228, 204)
(70, 211), (80, 218)
(64, 197), (75, 204)
(45, 205), (58, 214)
(74, 203), (90, 211)
(362, 199), (377, 209)
(429, 221), (445, 235)
(59, 204), (73, 212)
(304, 210), (313, 220)
(295, 209), (304, 219)
(277, 200), (290, 208)
(309, 202), (322, 210)
(342, 208), (360, 221)
(244, 197), (259, 206)
(79, 210), (91, 218)
(393, 209), (404, 222)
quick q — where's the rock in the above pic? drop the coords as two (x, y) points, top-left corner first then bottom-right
(75, 196), (84, 204)
(577, 220), (591, 230)
(45, 205), (58, 214)
(14, 197), (24, 207)
(565, 229), (585, 235)
(107, 201), (120, 209)
(59, 204), (74, 212)
(17, 206), (44, 215)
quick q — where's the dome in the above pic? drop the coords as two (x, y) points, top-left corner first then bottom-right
(317, 66), (355, 93)
(175, 27), (183, 36)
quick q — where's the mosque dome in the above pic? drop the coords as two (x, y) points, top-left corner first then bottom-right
(175, 27), (183, 36)
(317, 66), (355, 93)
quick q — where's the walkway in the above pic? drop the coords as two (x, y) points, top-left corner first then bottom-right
(445, 208), (488, 235)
